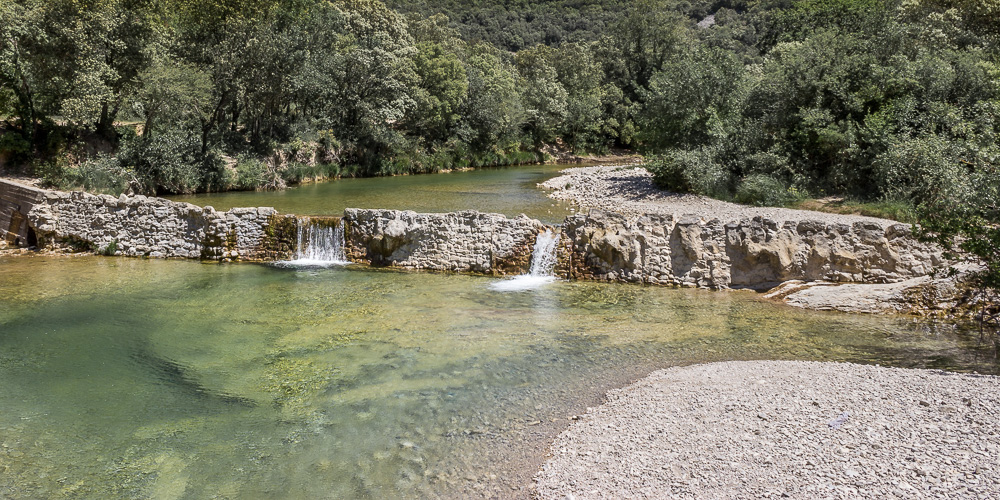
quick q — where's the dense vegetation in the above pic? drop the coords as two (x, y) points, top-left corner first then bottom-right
(1, 1), (997, 214)
(385, 0), (714, 51)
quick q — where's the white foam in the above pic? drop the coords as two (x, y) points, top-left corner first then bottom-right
(490, 230), (560, 291)
(276, 258), (349, 268)
(488, 275), (557, 292)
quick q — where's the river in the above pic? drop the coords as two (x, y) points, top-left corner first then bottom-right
(1, 166), (995, 498)
(168, 164), (577, 223)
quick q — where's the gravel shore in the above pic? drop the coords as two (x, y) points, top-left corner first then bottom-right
(541, 165), (898, 226)
(535, 361), (1000, 499)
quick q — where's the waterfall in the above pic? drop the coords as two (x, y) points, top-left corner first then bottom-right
(528, 230), (559, 277)
(490, 229), (559, 291)
(285, 218), (348, 267)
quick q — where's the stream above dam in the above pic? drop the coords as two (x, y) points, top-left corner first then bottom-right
(1, 255), (995, 498)
(167, 163), (578, 223)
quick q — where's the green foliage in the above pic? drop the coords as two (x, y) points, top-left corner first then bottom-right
(791, 198), (919, 223)
(646, 150), (731, 198)
(386, 0), (640, 51)
(458, 43), (525, 151)
(2, 0), (998, 214)
(918, 161), (1000, 341)
(233, 155), (268, 191)
(0, 129), (32, 166)
(98, 239), (118, 256)
(734, 174), (803, 207)
(281, 162), (340, 185)
(133, 60), (212, 138)
(407, 41), (468, 145)
(640, 45), (744, 149)
(117, 133), (204, 195)
(516, 45), (568, 147)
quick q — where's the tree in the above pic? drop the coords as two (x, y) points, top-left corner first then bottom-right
(549, 42), (608, 151)
(133, 59), (212, 138)
(407, 41), (468, 146)
(919, 159), (1000, 346)
(458, 43), (524, 152)
(516, 45), (568, 147)
(640, 45), (744, 150)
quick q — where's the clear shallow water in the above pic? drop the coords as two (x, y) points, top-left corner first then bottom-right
(1, 256), (996, 499)
(167, 164), (577, 223)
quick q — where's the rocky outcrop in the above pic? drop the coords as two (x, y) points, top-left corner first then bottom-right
(763, 265), (980, 316)
(343, 208), (545, 275)
(27, 190), (296, 260)
(0, 179), (46, 247)
(560, 210), (943, 290)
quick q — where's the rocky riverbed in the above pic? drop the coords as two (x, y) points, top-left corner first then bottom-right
(535, 360), (1000, 499)
(541, 165), (896, 227)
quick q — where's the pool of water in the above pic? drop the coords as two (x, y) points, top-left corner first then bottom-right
(167, 164), (578, 223)
(1, 256), (995, 498)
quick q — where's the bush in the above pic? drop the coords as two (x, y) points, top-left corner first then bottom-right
(871, 136), (973, 203)
(281, 162), (339, 184)
(0, 131), (32, 168)
(645, 149), (731, 197)
(116, 132), (202, 195)
(234, 155), (268, 190)
(75, 157), (134, 194)
(198, 150), (229, 192)
(734, 174), (801, 207)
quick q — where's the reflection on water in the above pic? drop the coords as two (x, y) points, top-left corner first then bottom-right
(167, 164), (577, 223)
(0, 256), (995, 498)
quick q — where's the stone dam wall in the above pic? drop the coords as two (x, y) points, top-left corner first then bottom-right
(0, 179), (46, 247)
(14, 186), (945, 290)
(25, 189), (299, 260)
(343, 208), (545, 275)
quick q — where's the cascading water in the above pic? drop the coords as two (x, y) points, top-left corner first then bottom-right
(284, 217), (349, 267)
(527, 230), (559, 277)
(490, 230), (560, 291)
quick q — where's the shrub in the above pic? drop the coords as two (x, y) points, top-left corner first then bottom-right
(871, 135), (974, 204)
(0, 131), (32, 168)
(75, 157), (134, 194)
(234, 155), (268, 190)
(116, 132), (202, 195)
(281, 162), (339, 184)
(734, 174), (800, 207)
(98, 239), (118, 256)
(645, 149), (731, 197)
(198, 150), (229, 192)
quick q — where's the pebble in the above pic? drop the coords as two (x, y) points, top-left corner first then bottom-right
(535, 361), (1000, 499)
(541, 166), (896, 226)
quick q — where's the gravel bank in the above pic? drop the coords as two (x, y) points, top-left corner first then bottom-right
(541, 165), (898, 226)
(535, 361), (1000, 499)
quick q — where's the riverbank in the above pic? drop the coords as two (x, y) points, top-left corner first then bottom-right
(535, 360), (1000, 499)
(541, 165), (896, 227)
(540, 165), (980, 317)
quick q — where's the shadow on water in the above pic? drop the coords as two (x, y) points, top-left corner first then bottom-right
(129, 342), (257, 408)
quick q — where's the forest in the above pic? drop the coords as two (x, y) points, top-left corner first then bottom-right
(1, 1), (997, 216)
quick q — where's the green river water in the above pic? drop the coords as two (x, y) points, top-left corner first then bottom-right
(1, 257), (994, 499)
(2, 166), (997, 498)
(168, 164), (577, 223)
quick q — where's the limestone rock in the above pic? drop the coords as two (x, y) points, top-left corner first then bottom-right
(343, 208), (545, 275)
(560, 210), (943, 290)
